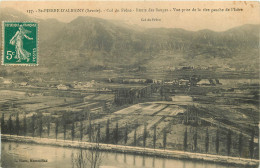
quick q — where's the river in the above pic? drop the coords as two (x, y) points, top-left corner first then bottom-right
(1, 141), (240, 168)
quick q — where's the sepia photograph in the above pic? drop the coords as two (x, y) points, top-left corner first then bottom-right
(0, 1), (259, 168)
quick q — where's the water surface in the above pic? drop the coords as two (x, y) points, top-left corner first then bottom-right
(1, 142), (238, 168)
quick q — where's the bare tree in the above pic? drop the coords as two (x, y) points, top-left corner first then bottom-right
(73, 126), (103, 168)
(75, 149), (87, 168)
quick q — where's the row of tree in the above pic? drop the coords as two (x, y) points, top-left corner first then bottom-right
(1, 113), (256, 158)
(184, 127), (256, 158)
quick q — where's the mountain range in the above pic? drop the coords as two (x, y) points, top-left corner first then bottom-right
(0, 8), (259, 80)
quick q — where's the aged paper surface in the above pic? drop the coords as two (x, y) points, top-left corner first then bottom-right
(0, 1), (259, 168)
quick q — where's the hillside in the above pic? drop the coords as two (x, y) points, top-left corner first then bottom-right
(0, 8), (259, 80)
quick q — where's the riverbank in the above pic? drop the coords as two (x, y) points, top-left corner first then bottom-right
(1, 134), (259, 167)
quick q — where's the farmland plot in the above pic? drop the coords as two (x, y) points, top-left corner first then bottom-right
(156, 105), (185, 116)
(125, 116), (163, 146)
(114, 104), (141, 115)
(146, 116), (174, 148)
(140, 104), (167, 116)
(0, 89), (80, 115)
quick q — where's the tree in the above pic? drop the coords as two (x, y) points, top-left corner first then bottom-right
(8, 115), (13, 135)
(47, 117), (50, 137)
(62, 114), (67, 140)
(31, 115), (35, 137)
(163, 129), (167, 150)
(113, 122), (119, 144)
(23, 115), (27, 136)
(193, 127), (198, 152)
(1, 113), (5, 134)
(63, 122), (67, 140)
(215, 128), (219, 154)
(71, 120), (75, 141)
(97, 124), (100, 143)
(84, 107), (89, 120)
(183, 127), (188, 151)
(249, 129), (255, 159)
(238, 131), (243, 158)
(105, 119), (110, 143)
(88, 121), (92, 142)
(39, 114), (43, 138)
(205, 128), (209, 153)
(55, 119), (59, 140)
(134, 127), (137, 146)
(143, 124), (147, 148)
(124, 123), (128, 145)
(227, 129), (232, 156)
(80, 121), (83, 141)
(153, 126), (156, 149)
(103, 101), (108, 113)
(73, 131), (102, 168)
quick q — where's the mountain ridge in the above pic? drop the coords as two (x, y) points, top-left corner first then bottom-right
(0, 8), (259, 79)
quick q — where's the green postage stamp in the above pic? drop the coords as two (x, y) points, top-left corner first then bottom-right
(2, 22), (38, 65)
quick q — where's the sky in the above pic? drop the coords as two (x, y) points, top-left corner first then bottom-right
(1, 1), (259, 31)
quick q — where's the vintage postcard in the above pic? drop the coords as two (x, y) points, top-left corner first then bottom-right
(0, 1), (259, 168)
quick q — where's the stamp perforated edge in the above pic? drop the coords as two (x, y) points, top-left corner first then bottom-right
(1, 21), (39, 66)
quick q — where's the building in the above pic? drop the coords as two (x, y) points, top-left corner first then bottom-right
(57, 84), (68, 90)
